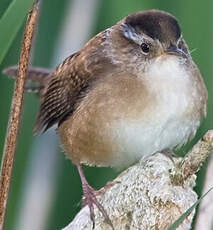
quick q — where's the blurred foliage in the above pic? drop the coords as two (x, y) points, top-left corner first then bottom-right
(0, 0), (213, 229)
(0, 0), (34, 63)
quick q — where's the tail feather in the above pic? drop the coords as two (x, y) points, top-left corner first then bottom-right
(2, 65), (52, 95)
(2, 65), (52, 82)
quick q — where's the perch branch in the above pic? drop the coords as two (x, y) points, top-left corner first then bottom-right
(0, 2), (39, 229)
(171, 130), (213, 185)
(195, 131), (213, 230)
(63, 130), (213, 230)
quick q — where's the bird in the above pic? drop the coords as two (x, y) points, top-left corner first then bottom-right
(3, 9), (207, 228)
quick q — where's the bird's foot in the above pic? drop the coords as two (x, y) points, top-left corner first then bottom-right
(82, 182), (114, 230)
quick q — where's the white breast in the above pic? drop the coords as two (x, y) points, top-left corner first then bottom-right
(110, 56), (201, 168)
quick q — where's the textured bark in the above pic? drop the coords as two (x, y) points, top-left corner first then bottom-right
(63, 130), (213, 230)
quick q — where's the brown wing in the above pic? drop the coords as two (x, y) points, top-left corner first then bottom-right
(34, 28), (113, 133)
(34, 52), (91, 133)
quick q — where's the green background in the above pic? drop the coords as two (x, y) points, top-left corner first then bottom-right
(0, 0), (212, 229)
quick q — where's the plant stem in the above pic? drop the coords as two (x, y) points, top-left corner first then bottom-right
(0, 1), (39, 229)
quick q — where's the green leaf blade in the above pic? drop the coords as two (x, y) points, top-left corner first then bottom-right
(0, 0), (34, 64)
(168, 187), (213, 230)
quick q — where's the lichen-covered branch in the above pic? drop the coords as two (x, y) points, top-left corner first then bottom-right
(63, 130), (213, 230)
(195, 131), (213, 230)
(171, 130), (213, 186)
(0, 2), (39, 229)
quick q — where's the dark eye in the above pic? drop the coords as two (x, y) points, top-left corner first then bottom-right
(141, 43), (149, 54)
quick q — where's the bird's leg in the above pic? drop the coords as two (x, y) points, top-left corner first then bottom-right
(76, 164), (114, 229)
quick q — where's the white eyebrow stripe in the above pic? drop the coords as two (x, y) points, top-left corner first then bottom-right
(121, 23), (141, 45)
(176, 34), (183, 45)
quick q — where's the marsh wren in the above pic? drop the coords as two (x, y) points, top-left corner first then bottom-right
(4, 9), (207, 228)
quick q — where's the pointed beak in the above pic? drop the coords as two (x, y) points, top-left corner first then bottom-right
(167, 46), (188, 59)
